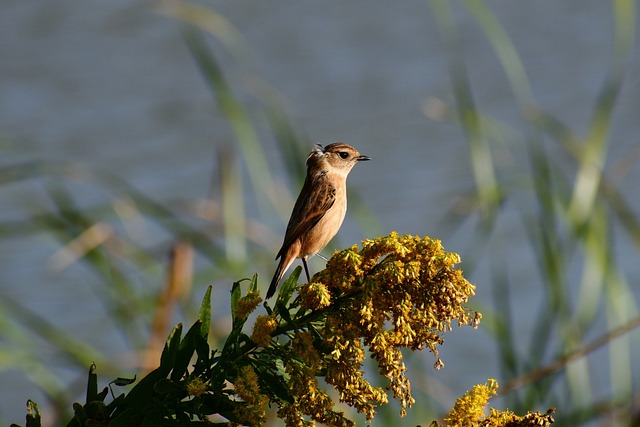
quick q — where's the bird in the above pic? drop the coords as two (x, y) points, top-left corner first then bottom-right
(266, 142), (370, 299)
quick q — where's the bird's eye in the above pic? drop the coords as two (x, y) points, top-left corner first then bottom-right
(339, 151), (349, 159)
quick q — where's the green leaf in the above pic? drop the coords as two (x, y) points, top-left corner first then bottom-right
(199, 393), (242, 422)
(310, 325), (331, 354)
(224, 279), (254, 357)
(83, 400), (109, 422)
(105, 392), (126, 417)
(25, 400), (42, 427)
(111, 375), (137, 387)
(274, 358), (288, 378)
(170, 320), (203, 382)
(107, 407), (145, 427)
(230, 280), (242, 325)
(86, 363), (98, 404)
(293, 305), (308, 321)
(277, 299), (293, 324)
(256, 368), (292, 403)
(249, 273), (259, 293)
(276, 266), (301, 306)
(95, 387), (109, 403)
(160, 323), (183, 374)
(193, 334), (211, 374)
(199, 285), (212, 339)
(153, 378), (185, 399)
(71, 402), (86, 426)
(121, 367), (166, 410)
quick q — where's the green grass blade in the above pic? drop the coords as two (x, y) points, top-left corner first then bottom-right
(461, 0), (533, 106)
(183, 28), (279, 216)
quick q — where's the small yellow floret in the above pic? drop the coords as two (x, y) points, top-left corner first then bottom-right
(250, 314), (278, 347)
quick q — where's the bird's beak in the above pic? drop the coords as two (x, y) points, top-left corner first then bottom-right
(357, 155), (371, 161)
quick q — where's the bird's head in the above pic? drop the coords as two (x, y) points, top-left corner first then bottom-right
(307, 142), (370, 175)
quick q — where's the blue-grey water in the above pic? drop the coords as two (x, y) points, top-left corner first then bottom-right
(2, 0), (640, 425)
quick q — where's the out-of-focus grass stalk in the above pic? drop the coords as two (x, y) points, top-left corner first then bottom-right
(0, 297), (104, 368)
(455, 1), (568, 410)
(429, 0), (502, 221)
(0, 347), (71, 421)
(100, 172), (225, 261)
(432, 0), (639, 424)
(155, 0), (252, 64)
(568, 0), (633, 227)
(572, 0), (636, 416)
(143, 242), (194, 374)
(157, 0), (316, 220)
(43, 183), (146, 347)
(156, 0), (309, 182)
(265, 109), (309, 185)
(218, 146), (246, 263)
(183, 27), (282, 220)
(0, 297), (103, 420)
(501, 315), (640, 393)
(461, 0), (533, 107)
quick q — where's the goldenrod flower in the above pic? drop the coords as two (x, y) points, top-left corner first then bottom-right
(185, 377), (207, 398)
(445, 379), (498, 427)
(299, 281), (332, 309)
(235, 290), (262, 319)
(443, 379), (555, 427)
(292, 331), (321, 370)
(234, 365), (262, 404)
(297, 232), (479, 420)
(281, 359), (353, 427)
(251, 314), (278, 347)
(233, 365), (269, 426)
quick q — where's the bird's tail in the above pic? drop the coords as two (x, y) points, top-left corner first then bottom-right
(266, 257), (286, 299)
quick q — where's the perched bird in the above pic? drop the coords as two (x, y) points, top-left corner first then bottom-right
(266, 142), (370, 299)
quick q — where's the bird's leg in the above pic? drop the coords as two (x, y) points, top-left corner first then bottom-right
(302, 258), (311, 282)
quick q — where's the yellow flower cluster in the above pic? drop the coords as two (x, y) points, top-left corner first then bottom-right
(251, 314), (278, 347)
(275, 331), (354, 426)
(443, 379), (555, 427)
(297, 232), (481, 420)
(185, 377), (207, 398)
(279, 362), (350, 427)
(485, 407), (556, 426)
(298, 281), (331, 309)
(444, 379), (498, 427)
(235, 290), (262, 319)
(233, 365), (269, 426)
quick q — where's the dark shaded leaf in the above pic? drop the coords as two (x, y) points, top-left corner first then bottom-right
(153, 378), (185, 399)
(170, 320), (203, 382)
(25, 400), (42, 427)
(230, 280), (242, 325)
(111, 376), (137, 387)
(86, 363), (98, 404)
(276, 266), (301, 307)
(120, 368), (166, 410)
(198, 285), (212, 339)
(160, 323), (183, 374)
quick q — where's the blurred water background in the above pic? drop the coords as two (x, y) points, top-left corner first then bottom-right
(1, 0), (640, 425)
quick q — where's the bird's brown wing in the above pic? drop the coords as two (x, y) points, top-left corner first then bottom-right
(276, 171), (335, 259)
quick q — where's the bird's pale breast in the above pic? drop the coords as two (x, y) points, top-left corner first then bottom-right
(299, 185), (347, 257)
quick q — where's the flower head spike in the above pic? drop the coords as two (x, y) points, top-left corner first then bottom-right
(295, 233), (480, 420)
